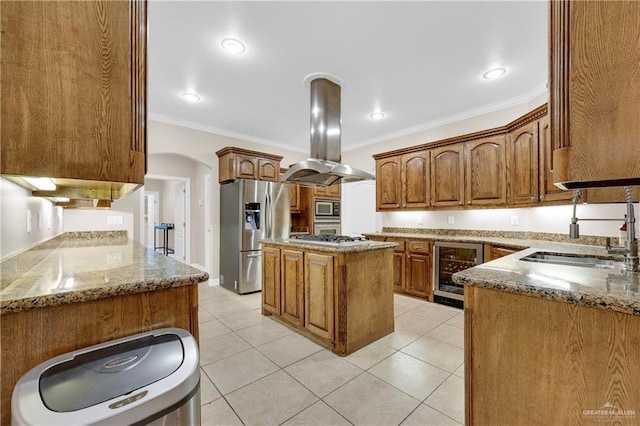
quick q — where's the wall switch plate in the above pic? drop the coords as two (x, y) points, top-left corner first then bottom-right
(511, 215), (519, 226)
(37, 211), (42, 230)
(107, 215), (124, 225)
(447, 215), (455, 225)
(417, 215), (423, 225)
(26, 210), (32, 233)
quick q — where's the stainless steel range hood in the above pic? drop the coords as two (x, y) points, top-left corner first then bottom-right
(281, 78), (374, 186)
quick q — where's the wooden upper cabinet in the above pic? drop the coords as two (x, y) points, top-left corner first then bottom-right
(550, 0), (640, 191)
(431, 144), (465, 207)
(402, 152), (430, 209)
(1, 0), (147, 198)
(376, 156), (402, 210)
(281, 249), (304, 326)
(313, 183), (341, 199)
(216, 147), (282, 183)
(539, 114), (573, 203)
(507, 122), (539, 206)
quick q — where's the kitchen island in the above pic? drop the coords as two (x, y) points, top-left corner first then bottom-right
(454, 246), (640, 425)
(261, 238), (397, 355)
(0, 231), (208, 426)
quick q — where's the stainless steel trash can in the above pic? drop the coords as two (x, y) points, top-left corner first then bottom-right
(12, 328), (200, 426)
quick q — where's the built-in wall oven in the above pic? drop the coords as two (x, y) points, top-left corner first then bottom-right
(314, 199), (341, 235)
(433, 241), (484, 308)
(313, 220), (341, 235)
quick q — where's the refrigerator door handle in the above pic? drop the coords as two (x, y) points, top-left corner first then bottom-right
(246, 254), (261, 258)
(265, 188), (272, 238)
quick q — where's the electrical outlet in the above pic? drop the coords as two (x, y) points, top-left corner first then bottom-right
(37, 211), (42, 230)
(26, 210), (32, 233)
(447, 215), (455, 225)
(417, 215), (423, 225)
(511, 215), (519, 226)
(107, 215), (124, 225)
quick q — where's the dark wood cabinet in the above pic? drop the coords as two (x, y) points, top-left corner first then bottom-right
(402, 152), (430, 209)
(465, 137), (507, 206)
(376, 156), (402, 210)
(539, 115), (573, 203)
(431, 145), (465, 208)
(1, 0), (147, 200)
(508, 122), (540, 206)
(550, 0), (640, 196)
(281, 249), (304, 326)
(216, 147), (282, 183)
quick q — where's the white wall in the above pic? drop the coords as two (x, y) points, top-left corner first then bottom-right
(1, 178), (64, 259)
(63, 192), (136, 236)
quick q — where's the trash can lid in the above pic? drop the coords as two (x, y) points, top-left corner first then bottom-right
(39, 333), (184, 412)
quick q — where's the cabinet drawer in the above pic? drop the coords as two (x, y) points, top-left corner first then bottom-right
(386, 238), (406, 252)
(407, 240), (431, 254)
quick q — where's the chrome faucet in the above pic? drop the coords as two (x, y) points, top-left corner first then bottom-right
(569, 186), (639, 272)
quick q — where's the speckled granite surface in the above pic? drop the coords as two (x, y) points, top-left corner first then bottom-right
(1, 232), (209, 314)
(368, 228), (640, 316)
(261, 238), (397, 253)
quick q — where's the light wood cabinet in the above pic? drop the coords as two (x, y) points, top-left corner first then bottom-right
(376, 156), (402, 210)
(392, 252), (406, 292)
(262, 246), (281, 315)
(313, 183), (341, 199)
(281, 249), (304, 326)
(289, 183), (301, 213)
(550, 1), (640, 195)
(1, 0), (147, 200)
(304, 253), (334, 341)
(465, 137), (507, 206)
(539, 115), (573, 203)
(406, 253), (431, 300)
(431, 144), (465, 208)
(216, 147), (282, 183)
(507, 122), (540, 206)
(483, 243), (522, 263)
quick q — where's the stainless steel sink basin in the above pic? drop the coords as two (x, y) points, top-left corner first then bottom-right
(520, 252), (616, 269)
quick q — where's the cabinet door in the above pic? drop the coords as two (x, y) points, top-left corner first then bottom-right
(258, 158), (279, 182)
(539, 115), (573, 203)
(393, 252), (406, 293)
(402, 152), (430, 209)
(406, 253), (431, 300)
(508, 122), (539, 206)
(430, 145), (465, 207)
(262, 246), (281, 315)
(304, 253), (334, 340)
(281, 249), (304, 326)
(550, 1), (640, 189)
(289, 183), (301, 213)
(376, 157), (402, 210)
(465, 136), (507, 206)
(314, 184), (341, 199)
(1, 0), (146, 184)
(236, 155), (258, 179)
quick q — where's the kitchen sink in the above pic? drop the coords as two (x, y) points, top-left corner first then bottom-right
(520, 252), (616, 269)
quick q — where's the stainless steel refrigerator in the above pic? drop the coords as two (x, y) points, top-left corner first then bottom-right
(220, 180), (290, 294)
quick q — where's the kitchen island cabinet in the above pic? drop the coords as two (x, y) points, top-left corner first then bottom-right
(454, 246), (640, 424)
(0, 232), (208, 426)
(261, 239), (396, 355)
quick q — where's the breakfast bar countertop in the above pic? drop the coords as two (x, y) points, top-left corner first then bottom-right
(261, 238), (398, 253)
(0, 231), (209, 314)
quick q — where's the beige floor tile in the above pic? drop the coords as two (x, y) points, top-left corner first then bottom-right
(368, 352), (450, 400)
(285, 350), (363, 397)
(216, 309), (269, 330)
(324, 372), (420, 425)
(226, 370), (318, 425)
(199, 368), (221, 405)
(256, 332), (324, 368)
(401, 403), (461, 426)
(199, 332), (252, 366)
(200, 398), (243, 425)
(424, 375), (465, 424)
(401, 336), (464, 372)
(394, 295), (425, 317)
(453, 363), (464, 379)
(394, 312), (442, 336)
(198, 307), (215, 324)
(235, 318), (293, 346)
(199, 319), (232, 342)
(282, 401), (351, 426)
(236, 292), (263, 309)
(201, 300), (252, 319)
(345, 340), (397, 370)
(424, 323), (464, 349)
(412, 303), (461, 324)
(444, 312), (464, 329)
(378, 330), (423, 350)
(202, 348), (280, 395)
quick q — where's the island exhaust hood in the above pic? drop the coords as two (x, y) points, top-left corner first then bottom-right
(281, 78), (375, 186)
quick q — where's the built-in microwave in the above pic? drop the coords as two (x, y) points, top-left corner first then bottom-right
(315, 199), (340, 218)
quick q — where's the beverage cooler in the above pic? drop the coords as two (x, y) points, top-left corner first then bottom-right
(433, 241), (483, 308)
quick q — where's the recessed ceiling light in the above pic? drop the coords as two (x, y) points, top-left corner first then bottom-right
(182, 92), (201, 102)
(483, 68), (507, 80)
(221, 37), (246, 54)
(370, 112), (385, 120)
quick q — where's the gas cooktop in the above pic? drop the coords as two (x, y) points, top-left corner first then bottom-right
(291, 234), (370, 246)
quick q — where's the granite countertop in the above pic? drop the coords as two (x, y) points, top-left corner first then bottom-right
(0, 231), (209, 314)
(261, 238), (398, 253)
(367, 228), (640, 316)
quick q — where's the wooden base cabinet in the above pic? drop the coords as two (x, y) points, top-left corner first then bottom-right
(261, 243), (394, 356)
(466, 286), (640, 424)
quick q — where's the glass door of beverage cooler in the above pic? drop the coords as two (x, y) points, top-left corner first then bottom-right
(434, 242), (484, 302)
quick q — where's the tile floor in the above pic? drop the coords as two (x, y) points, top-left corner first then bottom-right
(197, 282), (464, 425)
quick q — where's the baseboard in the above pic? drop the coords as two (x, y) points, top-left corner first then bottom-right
(190, 263), (207, 272)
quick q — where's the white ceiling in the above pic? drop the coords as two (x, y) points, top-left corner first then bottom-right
(148, 1), (548, 153)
